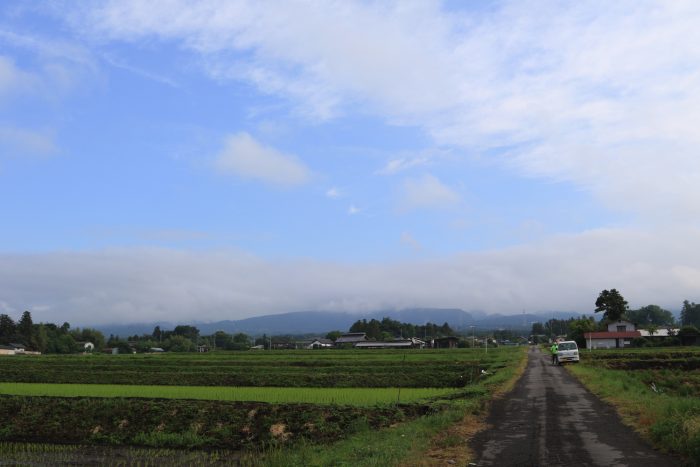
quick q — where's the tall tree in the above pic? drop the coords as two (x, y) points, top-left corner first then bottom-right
(34, 324), (48, 353)
(568, 317), (596, 348)
(230, 333), (251, 350)
(530, 322), (545, 335)
(595, 289), (628, 322)
(0, 314), (16, 343)
(17, 311), (34, 347)
(626, 305), (675, 326)
(681, 300), (700, 327)
(172, 325), (200, 342)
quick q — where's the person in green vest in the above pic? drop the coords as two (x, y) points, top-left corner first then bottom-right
(550, 342), (559, 365)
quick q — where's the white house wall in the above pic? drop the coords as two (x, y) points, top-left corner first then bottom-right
(590, 338), (617, 349)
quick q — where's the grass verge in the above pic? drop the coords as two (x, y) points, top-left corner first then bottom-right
(567, 364), (700, 464)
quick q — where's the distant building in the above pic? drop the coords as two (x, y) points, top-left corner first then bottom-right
(431, 337), (459, 349)
(584, 320), (641, 349)
(0, 345), (16, 355)
(8, 343), (25, 353)
(335, 333), (368, 345)
(354, 338), (425, 349)
(637, 328), (679, 338)
(305, 338), (334, 349)
(608, 320), (636, 332)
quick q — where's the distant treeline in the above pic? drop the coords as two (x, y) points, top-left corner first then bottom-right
(0, 311), (104, 354)
(347, 317), (454, 341)
(0, 311), (466, 354)
(0, 312), (255, 354)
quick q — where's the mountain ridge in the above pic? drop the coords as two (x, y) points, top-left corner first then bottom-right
(93, 308), (587, 337)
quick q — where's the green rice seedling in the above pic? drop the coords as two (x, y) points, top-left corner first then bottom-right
(0, 383), (457, 405)
(0, 347), (523, 388)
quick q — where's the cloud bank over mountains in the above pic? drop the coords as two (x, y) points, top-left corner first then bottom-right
(2, 227), (699, 325)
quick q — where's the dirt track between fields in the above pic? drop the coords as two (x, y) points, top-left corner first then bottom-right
(469, 346), (676, 466)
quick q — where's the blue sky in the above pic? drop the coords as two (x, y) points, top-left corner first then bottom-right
(1, 1), (700, 325)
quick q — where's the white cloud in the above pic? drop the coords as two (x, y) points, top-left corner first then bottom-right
(71, 1), (700, 220)
(348, 204), (360, 215)
(377, 156), (428, 175)
(325, 187), (341, 199)
(0, 126), (57, 156)
(101, 53), (178, 87)
(399, 174), (459, 211)
(0, 31), (97, 95)
(0, 55), (37, 97)
(400, 232), (422, 251)
(0, 227), (697, 325)
(214, 132), (311, 186)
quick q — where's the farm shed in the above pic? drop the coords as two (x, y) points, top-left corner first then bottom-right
(0, 345), (15, 355)
(354, 340), (414, 349)
(431, 337), (459, 349)
(304, 338), (334, 349)
(584, 331), (641, 349)
(409, 337), (426, 348)
(335, 333), (368, 344)
(8, 343), (25, 353)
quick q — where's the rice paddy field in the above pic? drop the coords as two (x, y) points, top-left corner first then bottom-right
(0, 350), (498, 387)
(0, 382), (456, 405)
(0, 347), (526, 465)
(568, 347), (700, 463)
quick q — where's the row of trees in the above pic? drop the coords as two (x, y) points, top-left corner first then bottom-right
(348, 317), (454, 341)
(593, 289), (699, 327)
(0, 312), (256, 354)
(3, 312), (458, 354)
(115, 325), (253, 352)
(0, 311), (105, 354)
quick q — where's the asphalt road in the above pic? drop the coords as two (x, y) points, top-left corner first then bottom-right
(470, 346), (676, 466)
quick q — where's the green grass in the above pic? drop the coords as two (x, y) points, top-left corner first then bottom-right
(0, 382), (456, 405)
(568, 348), (700, 464)
(0, 441), (234, 466)
(247, 405), (470, 467)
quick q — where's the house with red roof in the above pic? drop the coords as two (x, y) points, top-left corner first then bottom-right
(584, 320), (641, 349)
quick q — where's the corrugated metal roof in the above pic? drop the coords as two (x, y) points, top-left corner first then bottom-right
(583, 331), (641, 338)
(354, 341), (413, 348)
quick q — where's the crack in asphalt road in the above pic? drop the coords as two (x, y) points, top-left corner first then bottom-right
(470, 346), (676, 466)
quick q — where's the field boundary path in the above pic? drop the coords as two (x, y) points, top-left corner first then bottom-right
(469, 346), (677, 466)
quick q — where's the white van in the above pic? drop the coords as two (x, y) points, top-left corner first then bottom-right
(556, 341), (580, 364)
